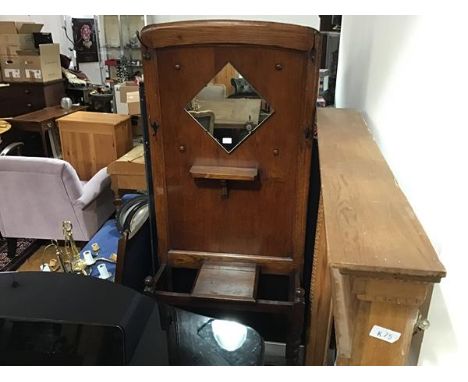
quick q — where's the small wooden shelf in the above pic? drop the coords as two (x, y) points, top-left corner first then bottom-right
(192, 261), (258, 302)
(189, 165), (258, 181)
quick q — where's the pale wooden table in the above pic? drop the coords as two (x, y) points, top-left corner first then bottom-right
(107, 144), (146, 197)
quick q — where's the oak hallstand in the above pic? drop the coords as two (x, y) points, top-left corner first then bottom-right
(140, 20), (321, 365)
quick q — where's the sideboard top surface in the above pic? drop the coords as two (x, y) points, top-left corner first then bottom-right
(317, 108), (446, 282)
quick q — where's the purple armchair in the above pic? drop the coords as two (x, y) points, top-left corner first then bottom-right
(0, 156), (115, 256)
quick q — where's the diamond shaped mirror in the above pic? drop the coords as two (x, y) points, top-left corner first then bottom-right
(185, 63), (274, 153)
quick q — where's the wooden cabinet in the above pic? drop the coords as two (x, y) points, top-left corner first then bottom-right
(0, 80), (65, 118)
(305, 109), (446, 365)
(57, 111), (132, 180)
(141, 20), (321, 365)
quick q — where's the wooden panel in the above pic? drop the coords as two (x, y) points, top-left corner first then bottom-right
(42, 80), (66, 106)
(60, 130), (94, 180)
(192, 261), (257, 302)
(155, 45), (309, 260)
(348, 300), (419, 365)
(291, 31), (321, 269)
(335, 277), (430, 366)
(168, 249), (294, 274)
(111, 174), (146, 191)
(142, 50), (170, 264)
(317, 108), (446, 282)
(189, 165), (258, 181)
(114, 121), (133, 157)
(330, 269), (356, 359)
(141, 20), (318, 52)
(93, 133), (116, 173)
(154, 290), (295, 314)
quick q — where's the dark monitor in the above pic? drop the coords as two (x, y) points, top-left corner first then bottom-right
(0, 272), (168, 365)
(33, 32), (53, 48)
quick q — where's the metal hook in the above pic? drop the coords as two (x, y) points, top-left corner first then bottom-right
(136, 30), (151, 60)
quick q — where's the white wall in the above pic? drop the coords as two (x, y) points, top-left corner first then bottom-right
(149, 15), (320, 29)
(336, 15), (468, 365)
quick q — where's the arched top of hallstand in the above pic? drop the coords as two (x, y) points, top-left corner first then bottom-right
(140, 19), (320, 52)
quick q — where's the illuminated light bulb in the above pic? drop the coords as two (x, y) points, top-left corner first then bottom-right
(211, 319), (247, 352)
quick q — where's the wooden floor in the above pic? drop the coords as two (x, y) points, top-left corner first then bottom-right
(18, 244), (82, 272)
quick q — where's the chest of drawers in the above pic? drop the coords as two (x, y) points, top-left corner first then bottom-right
(0, 79), (65, 118)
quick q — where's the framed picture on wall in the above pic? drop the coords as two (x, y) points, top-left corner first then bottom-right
(72, 18), (99, 63)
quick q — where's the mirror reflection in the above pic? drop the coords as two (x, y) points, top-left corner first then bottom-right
(185, 63), (274, 153)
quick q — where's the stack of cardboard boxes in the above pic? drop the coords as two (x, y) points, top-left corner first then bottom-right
(114, 81), (141, 115)
(0, 21), (62, 84)
(113, 81), (142, 137)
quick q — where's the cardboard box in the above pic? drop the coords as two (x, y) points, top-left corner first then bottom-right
(0, 22), (43, 56)
(114, 82), (139, 114)
(114, 83), (128, 114)
(0, 22), (17, 34)
(0, 46), (17, 56)
(0, 56), (23, 82)
(18, 43), (61, 83)
(119, 82), (139, 103)
(127, 91), (141, 115)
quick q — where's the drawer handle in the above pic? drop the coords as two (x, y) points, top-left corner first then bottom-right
(27, 103), (32, 108)
(24, 89), (31, 95)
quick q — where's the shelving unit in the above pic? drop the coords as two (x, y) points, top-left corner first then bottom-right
(100, 15), (147, 81)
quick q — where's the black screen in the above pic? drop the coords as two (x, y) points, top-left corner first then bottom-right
(0, 318), (125, 366)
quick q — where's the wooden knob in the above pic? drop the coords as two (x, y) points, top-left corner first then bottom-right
(179, 145), (185, 152)
(144, 276), (154, 287)
(273, 149), (279, 156)
(275, 63), (283, 70)
(174, 64), (181, 70)
(27, 103), (32, 108)
(24, 89), (30, 94)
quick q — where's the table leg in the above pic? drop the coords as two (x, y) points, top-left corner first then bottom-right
(41, 126), (50, 157)
(7, 238), (18, 259)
